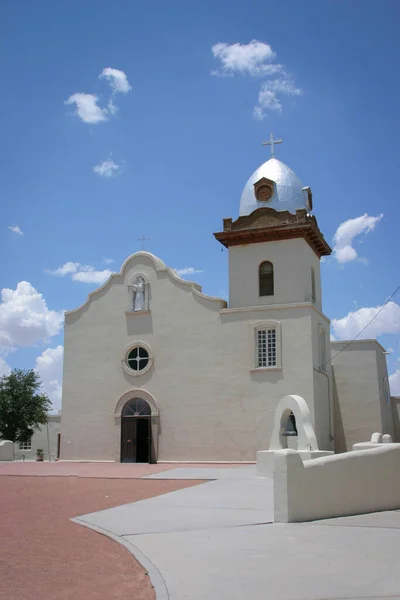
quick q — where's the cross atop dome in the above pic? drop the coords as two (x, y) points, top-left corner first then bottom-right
(262, 132), (283, 158)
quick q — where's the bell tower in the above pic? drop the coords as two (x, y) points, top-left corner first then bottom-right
(214, 136), (334, 451)
(214, 136), (331, 309)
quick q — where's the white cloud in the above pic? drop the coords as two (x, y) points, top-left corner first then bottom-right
(35, 346), (63, 412)
(390, 369), (400, 396)
(8, 225), (23, 236)
(332, 301), (400, 340)
(93, 158), (120, 178)
(65, 68), (131, 125)
(100, 67), (131, 94)
(212, 39), (301, 117)
(46, 262), (112, 285)
(174, 267), (204, 277)
(212, 40), (278, 76)
(253, 77), (302, 119)
(332, 213), (383, 264)
(0, 357), (11, 377)
(65, 93), (108, 124)
(0, 282), (63, 350)
(103, 258), (114, 265)
(107, 98), (118, 115)
(47, 261), (79, 277)
(72, 268), (112, 284)
(253, 89), (281, 116)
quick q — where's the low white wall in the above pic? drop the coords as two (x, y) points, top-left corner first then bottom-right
(257, 449), (333, 478)
(273, 445), (400, 522)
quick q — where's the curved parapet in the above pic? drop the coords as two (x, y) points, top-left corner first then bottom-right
(66, 251), (227, 317)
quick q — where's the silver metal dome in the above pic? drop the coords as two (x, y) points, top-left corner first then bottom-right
(239, 158), (309, 216)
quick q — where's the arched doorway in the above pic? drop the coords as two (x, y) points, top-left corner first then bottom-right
(121, 398), (152, 463)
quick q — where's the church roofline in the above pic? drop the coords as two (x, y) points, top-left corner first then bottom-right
(65, 251), (227, 317)
(331, 338), (387, 353)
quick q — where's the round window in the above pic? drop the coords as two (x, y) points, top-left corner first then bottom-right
(255, 183), (273, 202)
(127, 346), (149, 371)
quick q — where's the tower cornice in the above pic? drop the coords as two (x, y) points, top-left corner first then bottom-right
(214, 207), (332, 258)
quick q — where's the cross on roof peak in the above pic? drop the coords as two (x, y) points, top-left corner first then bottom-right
(261, 132), (283, 158)
(138, 235), (150, 251)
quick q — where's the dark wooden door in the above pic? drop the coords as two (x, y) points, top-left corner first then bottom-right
(121, 418), (151, 463)
(136, 418), (150, 463)
(121, 418), (136, 463)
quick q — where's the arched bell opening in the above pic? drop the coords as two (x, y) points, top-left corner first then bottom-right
(279, 409), (298, 449)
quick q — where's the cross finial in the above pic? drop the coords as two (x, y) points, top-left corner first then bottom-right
(138, 235), (150, 251)
(261, 132), (283, 158)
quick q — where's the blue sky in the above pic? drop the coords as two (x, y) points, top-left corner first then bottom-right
(1, 0), (399, 408)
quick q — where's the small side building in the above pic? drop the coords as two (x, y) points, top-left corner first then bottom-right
(14, 414), (61, 461)
(331, 340), (394, 451)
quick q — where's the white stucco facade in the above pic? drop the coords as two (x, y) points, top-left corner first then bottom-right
(60, 156), (393, 463)
(61, 250), (331, 462)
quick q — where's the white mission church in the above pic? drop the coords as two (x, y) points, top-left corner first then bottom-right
(60, 139), (394, 463)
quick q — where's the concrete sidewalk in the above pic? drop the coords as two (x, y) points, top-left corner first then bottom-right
(74, 466), (400, 600)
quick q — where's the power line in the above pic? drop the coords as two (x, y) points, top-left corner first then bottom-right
(319, 283), (400, 371)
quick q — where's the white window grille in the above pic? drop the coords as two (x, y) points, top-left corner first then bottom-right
(257, 329), (277, 367)
(19, 439), (32, 451)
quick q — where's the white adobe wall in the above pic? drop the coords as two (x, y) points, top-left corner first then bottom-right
(228, 238), (322, 310)
(310, 309), (332, 450)
(331, 340), (394, 451)
(392, 397), (400, 442)
(376, 348), (395, 437)
(273, 445), (400, 522)
(61, 253), (324, 462)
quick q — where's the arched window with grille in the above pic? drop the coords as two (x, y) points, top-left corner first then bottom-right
(259, 261), (274, 296)
(122, 398), (151, 417)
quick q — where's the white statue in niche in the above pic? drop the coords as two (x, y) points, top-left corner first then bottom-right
(132, 276), (146, 311)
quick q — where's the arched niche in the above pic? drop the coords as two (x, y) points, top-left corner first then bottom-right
(269, 394), (319, 452)
(128, 273), (150, 312)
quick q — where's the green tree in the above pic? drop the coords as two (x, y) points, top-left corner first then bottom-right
(0, 369), (51, 447)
